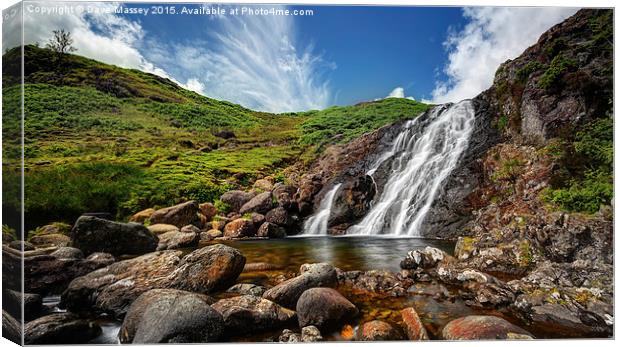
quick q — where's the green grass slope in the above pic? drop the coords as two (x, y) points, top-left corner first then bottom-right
(2, 45), (429, 229)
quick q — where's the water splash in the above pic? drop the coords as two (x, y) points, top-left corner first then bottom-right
(302, 183), (342, 235)
(348, 100), (475, 236)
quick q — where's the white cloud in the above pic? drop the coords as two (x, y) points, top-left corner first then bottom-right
(386, 87), (415, 100)
(143, 6), (333, 113)
(183, 78), (206, 95)
(11, 2), (176, 82)
(430, 7), (578, 103)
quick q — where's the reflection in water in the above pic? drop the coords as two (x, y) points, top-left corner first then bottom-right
(216, 236), (453, 273)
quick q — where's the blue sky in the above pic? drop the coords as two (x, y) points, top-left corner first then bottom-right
(6, 2), (578, 112)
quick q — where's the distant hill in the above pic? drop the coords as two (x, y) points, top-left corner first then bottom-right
(1, 45), (429, 229)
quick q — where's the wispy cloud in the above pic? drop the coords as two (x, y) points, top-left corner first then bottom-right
(430, 7), (578, 103)
(376, 87), (416, 101)
(145, 6), (334, 113)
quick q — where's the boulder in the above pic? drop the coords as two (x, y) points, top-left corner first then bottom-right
(239, 192), (274, 215)
(301, 325), (323, 342)
(2, 310), (21, 344)
(202, 229), (223, 240)
(211, 295), (296, 335)
(257, 222), (286, 238)
(263, 263), (338, 309)
(24, 313), (102, 344)
(401, 307), (429, 340)
(156, 231), (199, 250)
(149, 201), (202, 228)
(51, 247), (84, 259)
(244, 262), (284, 272)
(62, 244), (245, 317)
(3, 289), (42, 320)
(29, 233), (71, 248)
(227, 283), (266, 296)
(273, 184), (298, 210)
(279, 329), (300, 342)
(119, 289), (222, 343)
(251, 213), (266, 228)
(129, 208), (156, 223)
(211, 218), (229, 231)
(442, 315), (534, 340)
(9, 240), (35, 251)
(253, 178), (275, 192)
(265, 207), (295, 227)
(199, 203), (218, 222)
(220, 191), (255, 212)
(223, 218), (256, 238)
(356, 320), (402, 341)
(71, 216), (158, 256)
(180, 224), (201, 233)
(3, 247), (114, 295)
(400, 246), (447, 270)
(296, 287), (358, 331)
(148, 224), (180, 235)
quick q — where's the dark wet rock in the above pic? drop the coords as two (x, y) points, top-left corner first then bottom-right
(301, 325), (323, 342)
(3, 289), (42, 320)
(24, 313), (102, 344)
(265, 207), (295, 227)
(199, 203), (218, 222)
(328, 175), (377, 230)
(3, 246), (114, 295)
(273, 184), (298, 211)
(2, 231), (16, 244)
(149, 201), (202, 228)
(119, 289), (222, 343)
(257, 222), (287, 238)
(400, 246), (448, 270)
(442, 315), (534, 340)
(2, 310), (21, 344)
(356, 320), (402, 341)
(29, 233), (71, 248)
(50, 247), (84, 259)
(401, 307), (429, 340)
(71, 216), (158, 256)
(220, 191), (256, 213)
(240, 192), (274, 215)
(278, 329), (300, 342)
(296, 287), (358, 331)
(263, 263), (337, 309)
(147, 223), (179, 235)
(223, 218), (256, 238)
(9, 240), (35, 251)
(250, 213), (266, 228)
(129, 208), (155, 223)
(156, 230), (199, 250)
(227, 283), (266, 297)
(212, 295), (296, 335)
(62, 244), (245, 317)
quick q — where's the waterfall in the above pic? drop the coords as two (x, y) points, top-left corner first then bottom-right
(302, 183), (342, 235)
(348, 100), (475, 236)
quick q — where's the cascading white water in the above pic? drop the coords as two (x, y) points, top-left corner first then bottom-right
(302, 183), (342, 235)
(348, 100), (475, 236)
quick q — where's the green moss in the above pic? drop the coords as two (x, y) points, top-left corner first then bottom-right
(491, 158), (525, 182)
(214, 200), (232, 215)
(516, 61), (545, 83)
(517, 240), (533, 267)
(538, 55), (577, 89)
(2, 225), (17, 241)
(496, 114), (509, 131)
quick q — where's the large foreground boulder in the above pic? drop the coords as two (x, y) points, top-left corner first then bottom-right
(149, 201), (202, 228)
(62, 244), (245, 317)
(24, 313), (102, 344)
(2, 310), (21, 344)
(71, 216), (158, 256)
(263, 263), (338, 309)
(211, 295), (296, 335)
(442, 315), (534, 340)
(356, 320), (402, 341)
(119, 289), (222, 343)
(3, 289), (42, 320)
(296, 287), (358, 332)
(401, 307), (429, 340)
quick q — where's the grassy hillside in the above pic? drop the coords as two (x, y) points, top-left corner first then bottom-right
(2, 45), (429, 229)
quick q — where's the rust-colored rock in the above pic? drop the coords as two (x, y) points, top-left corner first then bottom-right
(401, 307), (429, 340)
(442, 315), (534, 340)
(356, 320), (402, 341)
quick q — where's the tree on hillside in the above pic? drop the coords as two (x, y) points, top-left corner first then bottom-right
(46, 29), (77, 65)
